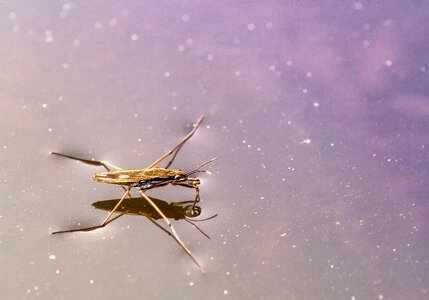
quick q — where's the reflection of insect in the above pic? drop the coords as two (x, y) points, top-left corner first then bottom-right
(51, 116), (215, 272)
(92, 197), (217, 239)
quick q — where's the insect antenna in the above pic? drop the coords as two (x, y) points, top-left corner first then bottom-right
(185, 157), (217, 176)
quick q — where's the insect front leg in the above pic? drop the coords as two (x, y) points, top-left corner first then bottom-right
(172, 179), (201, 215)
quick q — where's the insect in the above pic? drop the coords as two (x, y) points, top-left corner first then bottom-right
(51, 116), (215, 272)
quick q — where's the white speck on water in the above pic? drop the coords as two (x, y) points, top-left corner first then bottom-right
(49, 254), (56, 260)
(385, 60), (392, 66)
(331, 143), (335, 147)
(378, 295), (384, 300)
(292, 244), (296, 248)
(62, 3), (72, 11)
(354, 2), (363, 10)
(182, 14), (190, 22)
(207, 54), (214, 60)
(89, 279), (94, 284)
(134, 113), (138, 118)
(302, 88), (308, 94)
(224, 290), (228, 295)
(300, 139), (311, 144)
(420, 66), (426, 72)
(247, 23), (255, 31)
(177, 44), (185, 52)
(173, 106), (178, 111)
(131, 34), (138, 41)
(26, 289), (31, 294)
(286, 60), (293, 66)
(164, 71), (171, 77)
(109, 19), (117, 26)
(313, 102), (320, 107)
(8, 12), (17, 20)
(383, 19), (393, 27)
(234, 70), (241, 76)
(121, 9), (129, 17)
(330, 264), (334, 269)
(269, 65), (276, 71)
(306, 72), (313, 77)
(48, 128), (52, 132)
(280, 232), (287, 237)
(335, 221), (341, 225)
(56, 269), (60, 274)
(45, 35), (53, 43)
(242, 140), (246, 144)
(94, 22), (102, 29)
(34, 286), (39, 291)
(42, 103), (47, 108)
(189, 281), (194, 286)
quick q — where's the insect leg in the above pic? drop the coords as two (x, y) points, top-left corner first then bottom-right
(51, 152), (122, 171)
(52, 187), (131, 234)
(51, 152), (133, 197)
(148, 115), (204, 168)
(138, 190), (204, 272)
(172, 181), (201, 214)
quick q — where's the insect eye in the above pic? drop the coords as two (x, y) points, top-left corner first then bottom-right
(174, 175), (182, 180)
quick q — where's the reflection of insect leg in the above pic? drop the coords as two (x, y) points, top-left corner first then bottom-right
(139, 190), (204, 272)
(51, 152), (133, 226)
(172, 181), (200, 211)
(148, 116), (204, 169)
(52, 187), (131, 234)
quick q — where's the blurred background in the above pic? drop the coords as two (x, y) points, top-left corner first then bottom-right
(0, 1), (428, 299)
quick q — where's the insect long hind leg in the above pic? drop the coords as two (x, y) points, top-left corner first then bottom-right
(51, 152), (123, 171)
(51, 152), (132, 196)
(138, 190), (204, 272)
(52, 188), (131, 234)
(148, 116), (204, 168)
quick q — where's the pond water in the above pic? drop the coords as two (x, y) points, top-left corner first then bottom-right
(1, 1), (428, 299)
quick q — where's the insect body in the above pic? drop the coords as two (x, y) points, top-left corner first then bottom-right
(51, 116), (214, 272)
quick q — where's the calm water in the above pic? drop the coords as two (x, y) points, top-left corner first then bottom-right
(1, 1), (428, 299)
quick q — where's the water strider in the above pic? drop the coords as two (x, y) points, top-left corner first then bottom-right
(51, 116), (215, 272)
